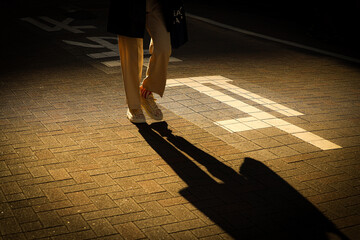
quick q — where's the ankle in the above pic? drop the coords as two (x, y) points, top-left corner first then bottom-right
(140, 85), (152, 99)
(129, 108), (143, 113)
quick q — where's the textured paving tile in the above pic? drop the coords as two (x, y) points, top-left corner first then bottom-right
(1, 2), (359, 239)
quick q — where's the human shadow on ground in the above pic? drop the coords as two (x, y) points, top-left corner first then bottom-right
(136, 121), (348, 240)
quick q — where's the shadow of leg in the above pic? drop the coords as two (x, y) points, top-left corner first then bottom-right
(135, 121), (349, 240)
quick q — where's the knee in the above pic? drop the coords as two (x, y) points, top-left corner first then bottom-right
(152, 41), (171, 57)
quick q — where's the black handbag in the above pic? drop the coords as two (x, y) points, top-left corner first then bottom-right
(170, 0), (188, 48)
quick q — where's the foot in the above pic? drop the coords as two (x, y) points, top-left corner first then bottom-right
(127, 108), (146, 123)
(141, 93), (163, 120)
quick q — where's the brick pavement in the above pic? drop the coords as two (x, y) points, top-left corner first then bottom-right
(1, 1), (360, 239)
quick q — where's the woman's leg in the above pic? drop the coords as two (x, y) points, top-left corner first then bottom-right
(118, 35), (144, 109)
(141, 0), (171, 97)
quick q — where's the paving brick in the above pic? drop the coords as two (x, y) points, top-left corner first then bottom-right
(82, 207), (124, 221)
(308, 162), (346, 176)
(0, 161), (8, 171)
(37, 211), (63, 227)
(330, 182), (360, 197)
(92, 174), (116, 187)
(1, 182), (22, 195)
(288, 142), (321, 154)
(51, 229), (97, 240)
(137, 180), (165, 194)
(69, 171), (93, 184)
(90, 194), (118, 210)
(130, 154), (161, 164)
(21, 185), (45, 198)
(88, 218), (117, 237)
(155, 176), (182, 185)
(325, 197), (360, 214)
(50, 145), (82, 154)
(75, 139), (98, 149)
(61, 182), (99, 193)
(42, 188), (67, 202)
(0, 217), (23, 235)
(0, 153), (18, 161)
(66, 191), (92, 206)
(170, 231), (199, 240)
(54, 134), (77, 147)
(28, 166), (49, 177)
(114, 222), (146, 240)
(18, 176), (54, 188)
(245, 149), (278, 161)
(49, 168), (72, 180)
(114, 177), (140, 191)
(191, 225), (225, 238)
(97, 234), (126, 240)
(7, 163), (29, 175)
(0, 203), (13, 219)
(158, 197), (189, 207)
(142, 226), (173, 240)
(108, 188), (147, 201)
(167, 205), (197, 221)
(134, 172), (169, 182)
(135, 215), (178, 229)
(162, 182), (187, 196)
(257, 127), (286, 137)
(24, 158), (58, 168)
(341, 225), (360, 240)
(34, 149), (55, 160)
(162, 219), (208, 233)
(20, 221), (43, 232)
(294, 171), (331, 182)
(34, 200), (74, 215)
(109, 169), (144, 179)
(62, 214), (90, 232)
(132, 192), (173, 204)
(272, 134), (303, 145)
(281, 152), (330, 164)
(229, 141), (262, 153)
(107, 211), (149, 225)
(114, 198), (143, 214)
(86, 165), (121, 175)
(268, 146), (300, 157)
(84, 185), (123, 198)
(333, 215), (360, 229)
(319, 200), (355, 218)
(24, 225), (68, 240)
(281, 177), (309, 191)
(204, 234), (229, 240)
(140, 201), (169, 217)
(1, 233), (27, 240)
(252, 138), (284, 148)
(191, 210), (216, 225)
(12, 207), (38, 223)
(266, 159), (296, 172)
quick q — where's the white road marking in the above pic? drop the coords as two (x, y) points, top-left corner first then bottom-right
(21, 16), (96, 33)
(165, 76), (341, 150)
(63, 37), (182, 67)
(187, 13), (360, 64)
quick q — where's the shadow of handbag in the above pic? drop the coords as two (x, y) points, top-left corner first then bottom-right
(170, 0), (188, 49)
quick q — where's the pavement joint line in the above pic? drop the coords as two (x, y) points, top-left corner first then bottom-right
(187, 13), (360, 64)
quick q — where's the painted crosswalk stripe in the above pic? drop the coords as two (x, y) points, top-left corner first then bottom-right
(164, 76), (341, 151)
